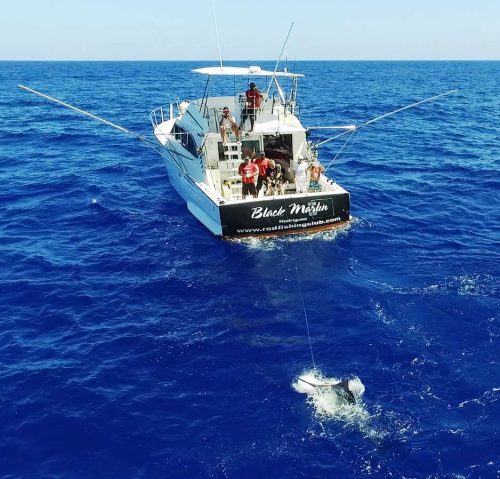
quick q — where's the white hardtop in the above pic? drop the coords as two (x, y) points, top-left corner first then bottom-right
(192, 65), (304, 78)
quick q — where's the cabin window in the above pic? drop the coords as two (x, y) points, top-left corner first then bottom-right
(241, 140), (260, 160)
(264, 134), (293, 180)
(172, 125), (198, 157)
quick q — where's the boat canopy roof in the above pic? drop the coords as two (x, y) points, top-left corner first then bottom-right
(192, 65), (304, 78)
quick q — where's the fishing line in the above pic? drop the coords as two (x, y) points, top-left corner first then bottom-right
(294, 263), (316, 369)
(323, 129), (357, 176)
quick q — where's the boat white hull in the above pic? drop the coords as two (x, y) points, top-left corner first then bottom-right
(165, 161), (223, 236)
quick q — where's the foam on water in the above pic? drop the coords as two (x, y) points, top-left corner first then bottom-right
(293, 370), (367, 421)
(292, 370), (393, 445)
(369, 272), (498, 298)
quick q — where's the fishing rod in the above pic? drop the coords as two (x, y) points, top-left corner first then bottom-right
(18, 84), (204, 184)
(312, 89), (458, 148)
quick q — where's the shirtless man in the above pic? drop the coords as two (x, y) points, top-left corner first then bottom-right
(308, 161), (325, 191)
(219, 107), (241, 144)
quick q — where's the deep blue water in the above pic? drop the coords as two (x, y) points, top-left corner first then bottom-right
(1, 61), (499, 478)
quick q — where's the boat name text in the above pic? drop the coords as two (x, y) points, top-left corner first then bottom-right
(251, 202), (329, 219)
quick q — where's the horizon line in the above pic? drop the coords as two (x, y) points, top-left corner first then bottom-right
(1, 58), (499, 62)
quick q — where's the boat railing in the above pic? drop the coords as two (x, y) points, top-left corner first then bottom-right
(150, 104), (202, 158)
(150, 104), (176, 129)
(150, 96), (300, 136)
(260, 96), (300, 117)
(194, 97), (301, 134)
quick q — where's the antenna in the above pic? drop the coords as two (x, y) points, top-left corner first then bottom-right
(264, 21), (294, 100)
(212, 2), (223, 68)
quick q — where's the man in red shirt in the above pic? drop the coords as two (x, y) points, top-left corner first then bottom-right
(240, 82), (263, 132)
(253, 151), (270, 195)
(238, 156), (259, 199)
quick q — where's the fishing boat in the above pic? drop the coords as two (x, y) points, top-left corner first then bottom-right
(148, 64), (350, 238)
(19, 66), (455, 239)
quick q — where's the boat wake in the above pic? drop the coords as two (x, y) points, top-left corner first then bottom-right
(233, 221), (354, 250)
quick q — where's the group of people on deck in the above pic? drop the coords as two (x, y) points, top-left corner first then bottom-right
(219, 81), (326, 199)
(219, 82), (263, 144)
(237, 152), (326, 199)
(238, 152), (284, 199)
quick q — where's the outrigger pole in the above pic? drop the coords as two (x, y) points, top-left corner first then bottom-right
(18, 85), (200, 182)
(211, 1), (224, 69)
(315, 89), (459, 176)
(313, 89), (459, 148)
(19, 85), (143, 139)
(264, 21), (295, 102)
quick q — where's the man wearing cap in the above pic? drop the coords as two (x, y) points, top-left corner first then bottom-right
(219, 106), (241, 144)
(253, 151), (270, 195)
(240, 82), (263, 131)
(238, 156), (259, 199)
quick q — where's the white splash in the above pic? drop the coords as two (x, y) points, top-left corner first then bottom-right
(292, 369), (368, 422)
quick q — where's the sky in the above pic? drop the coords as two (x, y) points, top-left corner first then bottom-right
(1, 0), (499, 61)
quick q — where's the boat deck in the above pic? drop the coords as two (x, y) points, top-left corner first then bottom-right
(202, 133), (341, 202)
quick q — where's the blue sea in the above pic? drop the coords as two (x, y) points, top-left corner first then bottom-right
(1, 61), (499, 478)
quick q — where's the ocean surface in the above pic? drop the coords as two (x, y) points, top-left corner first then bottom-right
(1, 61), (499, 478)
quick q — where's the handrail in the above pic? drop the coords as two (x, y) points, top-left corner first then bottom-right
(149, 103), (178, 128)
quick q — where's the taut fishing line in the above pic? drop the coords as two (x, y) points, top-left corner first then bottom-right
(292, 261), (367, 423)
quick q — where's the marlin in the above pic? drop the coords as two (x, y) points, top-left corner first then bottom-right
(297, 377), (357, 405)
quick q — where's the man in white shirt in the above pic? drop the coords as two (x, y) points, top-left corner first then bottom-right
(294, 157), (308, 193)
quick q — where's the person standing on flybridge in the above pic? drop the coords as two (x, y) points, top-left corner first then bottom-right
(294, 157), (308, 193)
(240, 82), (263, 131)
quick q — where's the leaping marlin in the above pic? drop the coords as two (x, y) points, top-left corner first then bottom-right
(297, 377), (356, 405)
